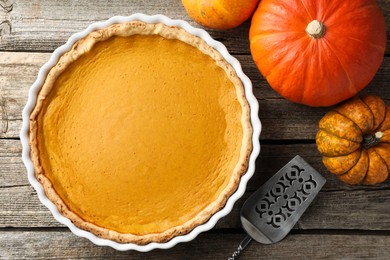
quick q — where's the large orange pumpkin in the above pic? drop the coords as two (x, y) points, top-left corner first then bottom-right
(249, 0), (386, 106)
(182, 0), (260, 30)
(316, 95), (390, 185)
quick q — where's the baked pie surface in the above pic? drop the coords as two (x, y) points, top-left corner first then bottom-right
(29, 21), (252, 244)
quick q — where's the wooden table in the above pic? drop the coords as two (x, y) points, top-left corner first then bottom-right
(1, 1), (389, 259)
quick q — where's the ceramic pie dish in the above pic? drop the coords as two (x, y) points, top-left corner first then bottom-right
(20, 14), (261, 251)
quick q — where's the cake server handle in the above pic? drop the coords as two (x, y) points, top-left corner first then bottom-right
(228, 235), (252, 260)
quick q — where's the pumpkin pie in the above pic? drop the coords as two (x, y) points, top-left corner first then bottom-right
(29, 21), (252, 244)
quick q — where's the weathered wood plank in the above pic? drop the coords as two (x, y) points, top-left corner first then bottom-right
(0, 0), (251, 53)
(1, 231), (390, 259)
(1, 52), (389, 139)
(0, 141), (25, 187)
(0, 52), (49, 139)
(1, 183), (390, 230)
(0, 0), (389, 54)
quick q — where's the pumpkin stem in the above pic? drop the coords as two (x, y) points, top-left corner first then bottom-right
(306, 20), (326, 39)
(362, 132), (384, 149)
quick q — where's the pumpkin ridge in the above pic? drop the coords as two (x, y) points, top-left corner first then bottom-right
(362, 148), (389, 184)
(316, 129), (360, 157)
(338, 149), (368, 184)
(257, 4), (286, 21)
(250, 31), (305, 45)
(360, 95), (386, 131)
(269, 37), (311, 101)
(250, 33), (305, 68)
(339, 148), (363, 176)
(323, 149), (361, 176)
(374, 147), (389, 172)
(333, 110), (363, 140)
(262, 33), (310, 79)
(272, 0), (310, 23)
(324, 4), (379, 27)
(320, 0), (342, 22)
(319, 126), (361, 144)
(297, 0), (314, 21)
(373, 143), (390, 171)
(335, 97), (375, 134)
(346, 36), (386, 54)
(320, 110), (363, 142)
(253, 4), (308, 35)
(361, 98), (375, 125)
(377, 107), (390, 132)
(326, 147), (362, 158)
(359, 98), (377, 133)
(320, 38), (356, 95)
(300, 40), (316, 103)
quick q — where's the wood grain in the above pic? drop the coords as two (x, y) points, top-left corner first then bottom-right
(0, 0), (389, 54)
(0, 0), (250, 53)
(1, 231), (390, 259)
(0, 140), (25, 187)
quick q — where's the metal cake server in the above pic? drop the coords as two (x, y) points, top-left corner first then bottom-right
(228, 155), (326, 259)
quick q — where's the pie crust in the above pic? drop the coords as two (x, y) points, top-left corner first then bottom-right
(29, 21), (253, 244)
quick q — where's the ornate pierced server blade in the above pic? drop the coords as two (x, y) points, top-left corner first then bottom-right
(228, 155), (326, 260)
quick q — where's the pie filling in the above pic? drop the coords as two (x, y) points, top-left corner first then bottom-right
(36, 34), (244, 235)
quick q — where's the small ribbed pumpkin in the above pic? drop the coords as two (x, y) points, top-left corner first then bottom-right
(249, 0), (386, 106)
(316, 95), (390, 185)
